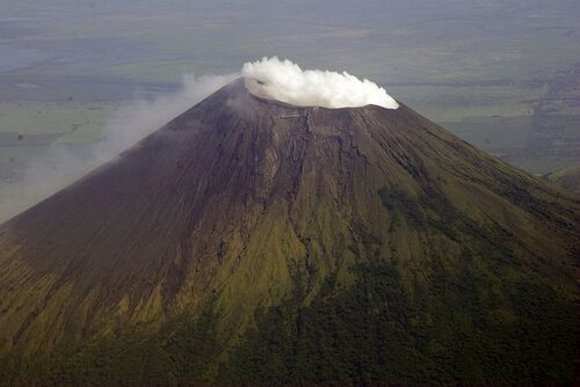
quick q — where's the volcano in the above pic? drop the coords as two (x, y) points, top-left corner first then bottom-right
(0, 78), (579, 385)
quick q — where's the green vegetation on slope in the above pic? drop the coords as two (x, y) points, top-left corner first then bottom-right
(2, 258), (575, 385)
(544, 165), (580, 194)
(224, 261), (577, 385)
(0, 308), (222, 386)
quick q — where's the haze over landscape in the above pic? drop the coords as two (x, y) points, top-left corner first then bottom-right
(1, 0), (579, 217)
(0, 0), (579, 385)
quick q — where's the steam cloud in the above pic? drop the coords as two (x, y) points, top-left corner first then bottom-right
(0, 57), (398, 222)
(243, 57), (399, 109)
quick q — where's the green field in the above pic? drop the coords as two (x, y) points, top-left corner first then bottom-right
(0, 102), (110, 140)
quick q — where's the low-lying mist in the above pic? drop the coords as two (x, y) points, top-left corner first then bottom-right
(0, 73), (236, 223)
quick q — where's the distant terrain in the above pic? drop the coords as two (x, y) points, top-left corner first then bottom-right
(1, 0), (579, 211)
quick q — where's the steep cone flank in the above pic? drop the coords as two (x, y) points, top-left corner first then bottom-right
(0, 79), (579, 384)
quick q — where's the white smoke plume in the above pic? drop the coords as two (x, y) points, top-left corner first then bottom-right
(0, 73), (236, 223)
(242, 57), (399, 109)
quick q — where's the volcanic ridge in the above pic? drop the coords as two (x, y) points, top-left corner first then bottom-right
(0, 76), (579, 385)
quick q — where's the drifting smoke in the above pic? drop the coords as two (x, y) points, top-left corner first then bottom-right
(0, 57), (398, 222)
(243, 57), (399, 109)
(0, 73), (236, 222)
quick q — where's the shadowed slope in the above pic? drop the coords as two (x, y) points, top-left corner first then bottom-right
(0, 79), (579, 384)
